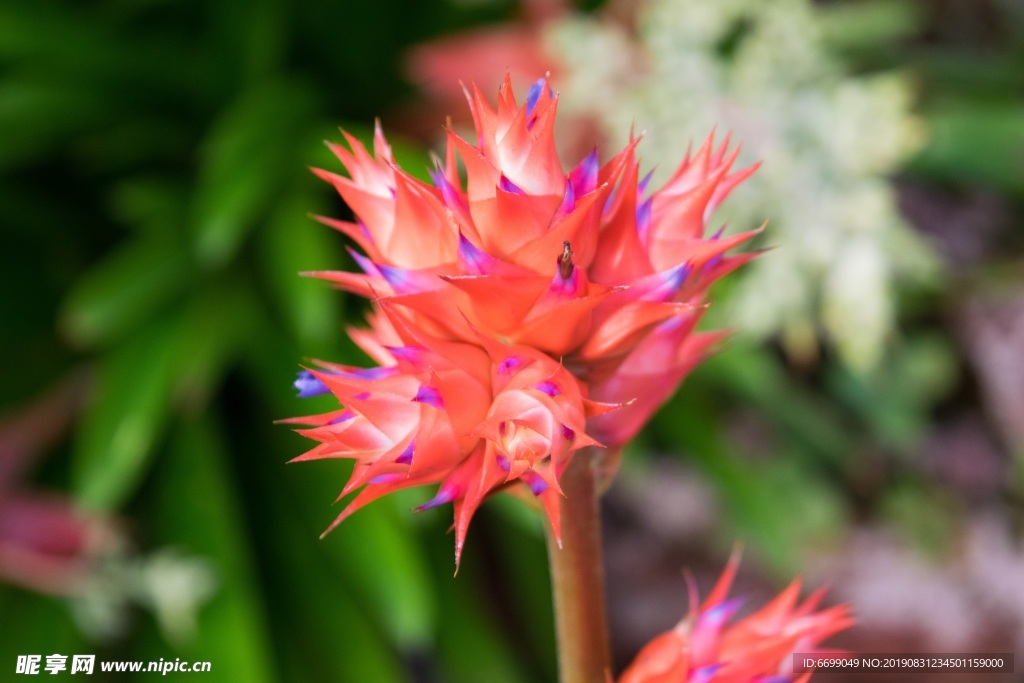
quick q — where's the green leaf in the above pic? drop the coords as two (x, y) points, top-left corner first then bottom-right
(0, 4), (123, 65)
(0, 79), (107, 169)
(59, 236), (190, 349)
(910, 100), (1024, 197)
(323, 498), (438, 650)
(206, 0), (288, 84)
(653, 420), (844, 575)
(0, 588), (85, 662)
(247, 342), (439, 657)
(262, 489), (407, 683)
(653, 351), (850, 574)
(826, 333), (958, 451)
(486, 500), (557, 674)
(879, 483), (960, 557)
(72, 320), (180, 511)
(81, 119), (196, 174)
(434, 568), (532, 683)
(71, 275), (266, 511)
(191, 82), (318, 268)
(0, 3), (206, 104)
(154, 415), (277, 683)
(817, 0), (923, 50)
(172, 279), (258, 410)
(914, 52), (1024, 101)
(109, 178), (189, 238)
(284, 441), (437, 652)
(256, 183), (342, 350)
(704, 345), (856, 465)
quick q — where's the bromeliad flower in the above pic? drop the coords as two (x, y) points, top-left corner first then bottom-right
(291, 75), (757, 561)
(618, 555), (853, 683)
(286, 302), (611, 564)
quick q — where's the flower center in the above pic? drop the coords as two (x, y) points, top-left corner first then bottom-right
(498, 420), (549, 463)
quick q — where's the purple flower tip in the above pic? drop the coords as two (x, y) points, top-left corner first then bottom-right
(395, 441), (414, 465)
(700, 596), (745, 629)
(703, 253), (723, 273)
(377, 263), (412, 292)
(343, 365), (397, 380)
(556, 179), (576, 218)
(533, 381), (560, 397)
(416, 483), (458, 511)
(413, 385), (445, 409)
(388, 345), (425, 364)
(665, 262), (692, 291)
(603, 185), (618, 216)
(561, 424), (575, 441)
(690, 664), (724, 683)
(499, 174), (525, 195)
(458, 233), (492, 274)
(431, 168), (465, 210)
(525, 78), (550, 119)
(369, 473), (405, 486)
(356, 220), (373, 243)
(295, 370), (330, 398)
(496, 453), (511, 472)
(328, 411), (355, 425)
(639, 168), (656, 196)
(636, 197), (653, 239)
(521, 470), (549, 496)
(348, 247), (378, 276)
(570, 149), (599, 197)
(497, 356), (522, 375)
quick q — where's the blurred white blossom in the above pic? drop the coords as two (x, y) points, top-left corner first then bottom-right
(71, 542), (216, 646)
(547, 0), (936, 369)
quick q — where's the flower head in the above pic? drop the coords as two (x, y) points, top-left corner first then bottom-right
(618, 555), (853, 683)
(292, 76), (756, 562)
(287, 302), (610, 564)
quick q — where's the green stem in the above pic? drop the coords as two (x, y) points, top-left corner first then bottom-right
(545, 448), (612, 683)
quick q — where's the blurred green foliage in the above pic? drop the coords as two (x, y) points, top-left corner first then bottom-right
(1, 0), (552, 680)
(2, 0), (1023, 681)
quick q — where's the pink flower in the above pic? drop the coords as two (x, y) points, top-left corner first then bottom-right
(404, 0), (567, 131)
(292, 77), (756, 561)
(0, 374), (114, 596)
(618, 555), (853, 683)
(0, 493), (115, 596)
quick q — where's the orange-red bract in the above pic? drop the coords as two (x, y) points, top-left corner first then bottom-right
(618, 555), (853, 683)
(291, 76), (758, 565)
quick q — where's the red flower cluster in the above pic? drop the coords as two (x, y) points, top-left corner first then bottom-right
(290, 76), (757, 563)
(619, 556), (853, 683)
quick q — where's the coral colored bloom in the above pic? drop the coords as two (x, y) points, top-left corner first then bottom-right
(292, 76), (756, 561)
(618, 556), (853, 683)
(286, 303), (611, 564)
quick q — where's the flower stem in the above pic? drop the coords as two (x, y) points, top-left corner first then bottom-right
(545, 447), (612, 683)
